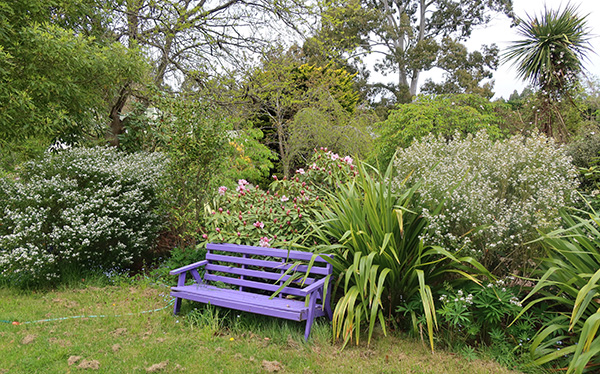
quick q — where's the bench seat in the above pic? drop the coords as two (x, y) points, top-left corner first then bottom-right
(170, 243), (333, 340)
(171, 284), (323, 321)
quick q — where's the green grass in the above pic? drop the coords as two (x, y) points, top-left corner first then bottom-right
(0, 280), (522, 373)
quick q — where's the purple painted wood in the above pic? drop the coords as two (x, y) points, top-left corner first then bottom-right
(202, 273), (307, 297)
(205, 253), (331, 275)
(170, 243), (333, 341)
(205, 264), (317, 285)
(207, 243), (330, 262)
(169, 260), (208, 275)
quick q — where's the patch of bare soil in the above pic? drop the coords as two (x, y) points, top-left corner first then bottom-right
(112, 344), (121, 352)
(262, 360), (283, 372)
(21, 335), (36, 345)
(146, 360), (169, 372)
(111, 328), (127, 336)
(68, 356), (83, 366)
(78, 359), (100, 370)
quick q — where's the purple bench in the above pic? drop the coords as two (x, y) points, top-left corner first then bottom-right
(170, 243), (333, 340)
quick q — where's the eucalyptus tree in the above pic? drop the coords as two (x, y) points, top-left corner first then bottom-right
(317, 0), (513, 98)
(503, 4), (592, 139)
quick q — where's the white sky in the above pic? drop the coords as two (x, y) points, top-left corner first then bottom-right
(463, 0), (600, 99)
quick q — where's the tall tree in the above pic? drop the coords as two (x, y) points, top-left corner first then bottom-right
(0, 0), (146, 167)
(504, 4), (592, 139)
(420, 38), (498, 99)
(243, 46), (369, 176)
(317, 0), (513, 97)
(112, 0), (308, 88)
(103, 0), (309, 145)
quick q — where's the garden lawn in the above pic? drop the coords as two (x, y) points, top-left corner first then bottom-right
(0, 283), (520, 373)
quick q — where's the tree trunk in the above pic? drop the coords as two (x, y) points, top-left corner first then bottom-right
(107, 84), (130, 147)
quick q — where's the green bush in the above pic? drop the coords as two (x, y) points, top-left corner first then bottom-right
(203, 148), (357, 247)
(514, 209), (600, 374)
(393, 131), (579, 273)
(371, 94), (509, 168)
(0, 147), (167, 287)
(310, 160), (487, 349)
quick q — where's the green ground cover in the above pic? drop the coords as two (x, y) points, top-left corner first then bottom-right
(0, 283), (520, 373)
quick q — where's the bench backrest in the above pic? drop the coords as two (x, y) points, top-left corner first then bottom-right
(204, 243), (332, 298)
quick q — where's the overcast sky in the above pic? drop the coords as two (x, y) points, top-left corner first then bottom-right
(463, 0), (600, 100)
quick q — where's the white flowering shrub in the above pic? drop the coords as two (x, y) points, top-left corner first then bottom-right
(0, 147), (167, 286)
(393, 131), (579, 271)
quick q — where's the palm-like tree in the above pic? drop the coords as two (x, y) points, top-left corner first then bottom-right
(505, 4), (591, 96)
(503, 5), (592, 139)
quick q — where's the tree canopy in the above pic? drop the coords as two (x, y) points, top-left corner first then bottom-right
(0, 0), (147, 165)
(316, 0), (513, 99)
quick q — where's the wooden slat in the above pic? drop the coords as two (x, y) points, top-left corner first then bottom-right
(207, 243), (331, 262)
(171, 287), (310, 321)
(203, 273), (309, 297)
(205, 253), (330, 276)
(205, 264), (316, 285)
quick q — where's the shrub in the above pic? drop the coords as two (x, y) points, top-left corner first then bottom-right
(518, 209), (600, 374)
(393, 131), (579, 272)
(371, 94), (509, 168)
(310, 160), (488, 349)
(435, 278), (524, 345)
(0, 147), (167, 287)
(203, 148), (357, 247)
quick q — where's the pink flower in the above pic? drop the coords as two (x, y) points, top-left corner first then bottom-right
(215, 227), (221, 233)
(218, 208), (223, 213)
(238, 179), (249, 186)
(330, 153), (339, 161)
(281, 195), (289, 202)
(218, 186), (228, 195)
(342, 156), (353, 165)
(259, 237), (270, 247)
(202, 234), (208, 239)
(296, 168), (305, 175)
(253, 221), (264, 229)
(272, 175), (278, 180)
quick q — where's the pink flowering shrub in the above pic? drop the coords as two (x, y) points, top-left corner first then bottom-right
(203, 148), (357, 247)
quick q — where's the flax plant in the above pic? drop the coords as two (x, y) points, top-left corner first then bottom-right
(517, 209), (600, 373)
(311, 159), (488, 350)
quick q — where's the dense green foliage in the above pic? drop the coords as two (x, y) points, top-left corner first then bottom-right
(150, 95), (234, 247)
(518, 210), (600, 373)
(0, 0), (147, 167)
(371, 94), (508, 167)
(310, 160), (488, 350)
(0, 147), (167, 287)
(244, 48), (371, 176)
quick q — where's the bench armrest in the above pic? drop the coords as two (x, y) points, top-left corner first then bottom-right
(301, 277), (328, 295)
(169, 260), (208, 275)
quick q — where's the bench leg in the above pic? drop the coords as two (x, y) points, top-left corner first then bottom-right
(323, 289), (333, 321)
(304, 293), (318, 341)
(173, 297), (182, 315)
